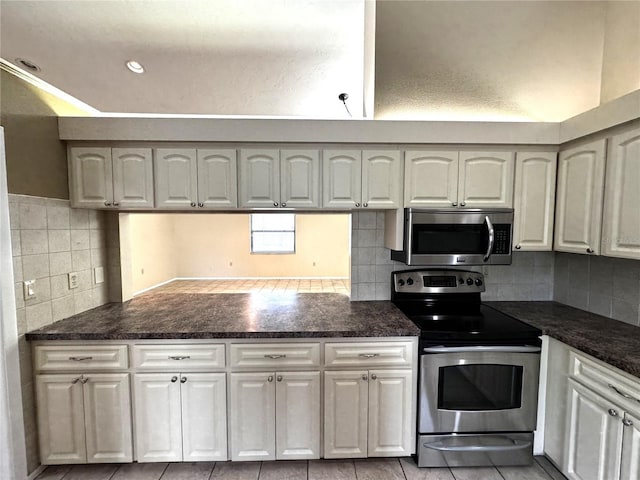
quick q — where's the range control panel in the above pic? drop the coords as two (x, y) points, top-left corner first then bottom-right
(393, 270), (486, 294)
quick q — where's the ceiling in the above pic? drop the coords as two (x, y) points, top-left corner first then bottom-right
(0, 0), (632, 121)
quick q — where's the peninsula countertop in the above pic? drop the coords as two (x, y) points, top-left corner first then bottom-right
(488, 301), (640, 378)
(25, 292), (420, 340)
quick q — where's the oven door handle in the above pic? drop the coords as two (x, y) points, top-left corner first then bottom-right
(483, 215), (494, 262)
(422, 345), (541, 354)
(424, 438), (532, 453)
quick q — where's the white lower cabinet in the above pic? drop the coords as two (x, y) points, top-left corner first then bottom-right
(620, 412), (640, 480)
(324, 369), (413, 458)
(229, 371), (320, 461)
(36, 373), (132, 465)
(134, 373), (227, 462)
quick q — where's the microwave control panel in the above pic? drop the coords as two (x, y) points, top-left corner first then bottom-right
(493, 225), (512, 254)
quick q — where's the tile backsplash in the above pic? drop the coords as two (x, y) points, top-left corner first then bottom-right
(350, 211), (555, 301)
(554, 252), (640, 326)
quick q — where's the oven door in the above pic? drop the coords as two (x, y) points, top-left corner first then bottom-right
(419, 346), (540, 433)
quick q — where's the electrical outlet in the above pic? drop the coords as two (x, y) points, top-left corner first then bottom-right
(68, 272), (79, 289)
(94, 267), (105, 284)
(23, 280), (36, 300)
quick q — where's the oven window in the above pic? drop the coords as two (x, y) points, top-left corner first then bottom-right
(412, 225), (488, 255)
(437, 364), (523, 411)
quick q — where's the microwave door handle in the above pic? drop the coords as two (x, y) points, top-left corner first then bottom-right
(483, 215), (494, 262)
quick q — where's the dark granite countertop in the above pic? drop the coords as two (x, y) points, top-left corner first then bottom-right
(487, 301), (640, 378)
(25, 292), (419, 340)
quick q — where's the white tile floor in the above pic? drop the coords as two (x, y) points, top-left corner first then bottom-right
(148, 279), (350, 295)
(37, 457), (566, 480)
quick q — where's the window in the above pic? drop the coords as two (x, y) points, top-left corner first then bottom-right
(251, 214), (295, 253)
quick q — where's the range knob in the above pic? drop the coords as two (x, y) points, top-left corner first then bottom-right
(475, 278), (483, 286)
(398, 279), (405, 287)
(406, 278), (414, 286)
(466, 278), (474, 285)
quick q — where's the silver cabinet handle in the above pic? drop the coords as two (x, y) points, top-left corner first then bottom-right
(608, 384), (640, 403)
(587, 247), (594, 253)
(190, 202), (196, 207)
(71, 376), (81, 384)
(273, 202), (279, 207)
(113, 202), (119, 207)
(361, 374), (368, 381)
(281, 202), (286, 207)
(168, 355), (191, 361)
(80, 377), (88, 384)
(460, 202), (466, 207)
(104, 201), (112, 207)
(608, 409), (619, 417)
(69, 356), (93, 361)
(483, 215), (494, 262)
(363, 203), (368, 207)
(355, 202), (361, 208)
(180, 376), (187, 383)
(277, 375), (283, 382)
(264, 354), (286, 359)
(268, 375), (274, 382)
(371, 373), (377, 380)
(171, 376), (178, 383)
(358, 353), (379, 358)
(452, 202), (458, 207)
(623, 418), (634, 427)
(198, 202), (204, 208)
(515, 244), (522, 250)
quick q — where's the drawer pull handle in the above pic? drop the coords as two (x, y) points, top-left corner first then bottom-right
(358, 353), (379, 358)
(168, 355), (191, 361)
(71, 376), (81, 384)
(608, 409), (619, 417)
(277, 375), (283, 382)
(81, 377), (89, 384)
(264, 354), (287, 359)
(180, 376), (187, 383)
(268, 376), (274, 382)
(623, 418), (634, 427)
(608, 384), (640, 403)
(171, 376), (178, 383)
(69, 356), (93, 361)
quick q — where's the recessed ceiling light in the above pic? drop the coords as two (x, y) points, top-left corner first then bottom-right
(15, 58), (40, 72)
(125, 60), (145, 74)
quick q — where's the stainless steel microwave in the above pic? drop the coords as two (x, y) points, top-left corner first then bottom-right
(390, 208), (514, 266)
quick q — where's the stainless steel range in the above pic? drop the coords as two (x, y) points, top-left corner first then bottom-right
(391, 269), (542, 468)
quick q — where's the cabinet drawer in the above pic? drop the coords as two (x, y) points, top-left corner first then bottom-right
(133, 344), (225, 370)
(230, 343), (320, 368)
(35, 345), (128, 371)
(325, 342), (413, 368)
(569, 351), (640, 407)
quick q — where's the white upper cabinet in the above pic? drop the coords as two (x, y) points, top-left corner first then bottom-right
(281, 150), (321, 208)
(554, 139), (606, 255)
(459, 151), (515, 208)
(112, 148), (154, 208)
(154, 149), (198, 209)
(602, 127), (640, 260)
(70, 147), (154, 209)
(323, 149), (402, 209)
(156, 148), (237, 209)
(197, 149), (238, 208)
(239, 149), (321, 208)
(404, 150), (514, 208)
(513, 152), (557, 251)
(405, 151), (458, 207)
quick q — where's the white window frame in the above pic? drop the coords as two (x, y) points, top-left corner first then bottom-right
(250, 214), (296, 254)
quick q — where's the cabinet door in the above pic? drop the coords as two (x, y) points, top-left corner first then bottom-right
(362, 150), (402, 209)
(513, 152), (557, 251)
(181, 373), (228, 461)
(112, 148), (154, 208)
(36, 375), (86, 464)
(459, 151), (515, 208)
(134, 373), (183, 462)
(368, 369), (413, 457)
(565, 379), (624, 480)
(322, 150), (362, 208)
(275, 371), (320, 460)
(69, 147), (113, 209)
(83, 373), (132, 463)
(281, 150), (320, 208)
(229, 372), (276, 461)
(620, 412), (640, 480)
(238, 149), (280, 208)
(602, 128), (640, 260)
(324, 370), (368, 459)
(404, 151), (458, 207)
(197, 149), (238, 208)
(554, 140), (606, 255)
(154, 149), (198, 209)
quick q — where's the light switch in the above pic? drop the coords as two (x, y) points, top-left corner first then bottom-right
(23, 280), (36, 300)
(94, 267), (104, 284)
(68, 272), (79, 289)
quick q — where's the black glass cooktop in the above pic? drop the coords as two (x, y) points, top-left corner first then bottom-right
(403, 305), (542, 347)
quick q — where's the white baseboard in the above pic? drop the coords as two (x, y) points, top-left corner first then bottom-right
(132, 278), (177, 297)
(27, 465), (45, 480)
(174, 276), (350, 280)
